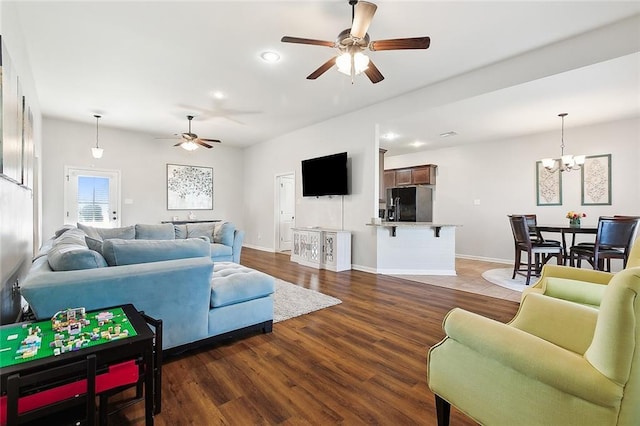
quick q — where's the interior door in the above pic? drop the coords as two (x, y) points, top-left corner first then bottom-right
(64, 167), (121, 228)
(277, 174), (295, 251)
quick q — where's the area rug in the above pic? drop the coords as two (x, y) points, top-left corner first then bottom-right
(481, 268), (531, 292)
(273, 279), (342, 323)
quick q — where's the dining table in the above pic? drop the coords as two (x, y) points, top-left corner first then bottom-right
(532, 224), (598, 261)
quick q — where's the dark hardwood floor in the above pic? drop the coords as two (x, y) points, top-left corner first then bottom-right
(107, 248), (519, 425)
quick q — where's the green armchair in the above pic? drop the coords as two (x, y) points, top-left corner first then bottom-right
(522, 237), (640, 308)
(426, 266), (640, 426)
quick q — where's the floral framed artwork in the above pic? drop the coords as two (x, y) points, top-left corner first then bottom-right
(167, 163), (213, 210)
(536, 160), (562, 206)
(581, 154), (611, 205)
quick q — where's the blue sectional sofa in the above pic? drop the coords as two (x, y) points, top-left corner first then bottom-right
(20, 224), (274, 352)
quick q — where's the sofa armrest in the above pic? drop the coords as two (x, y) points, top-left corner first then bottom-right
(439, 308), (622, 406)
(21, 257), (214, 349)
(232, 230), (245, 263)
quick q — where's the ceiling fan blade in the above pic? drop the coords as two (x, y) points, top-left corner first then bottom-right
(350, 1), (377, 39)
(307, 56), (337, 80)
(364, 60), (384, 84)
(196, 140), (214, 149)
(281, 36), (334, 48)
(173, 142), (183, 147)
(369, 36), (431, 51)
(199, 138), (222, 143)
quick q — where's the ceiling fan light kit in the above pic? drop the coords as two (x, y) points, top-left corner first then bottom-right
(541, 113), (585, 172)
(281, 0), (430, 84)
(91, 114), (104, 159)
(173, 115), (222, 151)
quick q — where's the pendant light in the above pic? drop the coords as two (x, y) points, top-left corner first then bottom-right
(541, 113), (584, 172)
(91, 114), (104, 159)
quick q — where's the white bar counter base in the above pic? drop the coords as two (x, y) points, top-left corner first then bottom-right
(368, 222), (459, 276)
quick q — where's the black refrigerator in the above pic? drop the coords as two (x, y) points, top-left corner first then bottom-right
(386, 186), (433, 222)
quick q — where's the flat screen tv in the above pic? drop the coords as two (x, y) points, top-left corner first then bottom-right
(302, 152), (348, 197)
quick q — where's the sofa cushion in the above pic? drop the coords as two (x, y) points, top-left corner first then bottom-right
(101, 238), (211, 266)
(47, 229), (108, 271)
(211, 243), (232, 258)
(135, 223), (175, 240)
(77, 223), (135, 240)
(186, 222), (215, 240)
(213, 222), (235, 246)
(210, 262), (274, 308)
(85, 235), (104, 255)
(174, 225), (188, 239)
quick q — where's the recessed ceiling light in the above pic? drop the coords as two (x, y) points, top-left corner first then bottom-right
(212, 91), (226, 100)
(260, 51), (281, 63)
(439, 131), (458, 138)
(381, 132), (398, 141)
(411, 141), (426, 148)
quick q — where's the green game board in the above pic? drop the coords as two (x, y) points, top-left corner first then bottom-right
(0, 307), (137, 368)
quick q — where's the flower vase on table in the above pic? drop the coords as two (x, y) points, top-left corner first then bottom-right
(566, 211), (586, 228)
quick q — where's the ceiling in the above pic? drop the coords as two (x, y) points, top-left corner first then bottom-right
(12, 1), (640, 157)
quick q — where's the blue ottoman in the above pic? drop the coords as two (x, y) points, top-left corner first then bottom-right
(207, 262), (275, 336)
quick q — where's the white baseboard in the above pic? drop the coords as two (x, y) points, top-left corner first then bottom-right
(456, 254), (512, 265)
(242, 243), (275, 253)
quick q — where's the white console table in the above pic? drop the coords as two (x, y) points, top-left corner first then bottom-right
(291, 227), (352, 272)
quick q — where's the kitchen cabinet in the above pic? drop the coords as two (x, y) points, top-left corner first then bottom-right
(383, 170), (396, 190)
(383, 164), (437, 190)
(291, 228), (351, 272)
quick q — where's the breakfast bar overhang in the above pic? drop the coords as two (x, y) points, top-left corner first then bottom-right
(368, 222), (459, 276)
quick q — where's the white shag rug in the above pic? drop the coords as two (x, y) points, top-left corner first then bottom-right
(273, 279), (342, 323)
(481, 268), (535, 292)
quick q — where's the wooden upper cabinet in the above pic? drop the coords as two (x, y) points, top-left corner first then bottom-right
(395, 169), (412, 185)
(383, 170), (396, 190)
(384, 164), (437, 187)
(411, 165), (436, 184)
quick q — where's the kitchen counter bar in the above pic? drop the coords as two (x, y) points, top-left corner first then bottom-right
(369, 222), (460, 275)
(366, 222), (458, 237)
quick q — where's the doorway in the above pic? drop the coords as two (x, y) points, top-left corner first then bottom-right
(64, 166), (121, 228)
(275, 173), (295, 252)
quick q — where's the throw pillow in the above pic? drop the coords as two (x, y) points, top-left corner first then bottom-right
(54, 224), (76, 238)
(48, 229), (108, 271)
(135, 223), (175, 240)
(77, 223), (135, 240)
(85, 236), (104, 255)
(186, 222), (216, 240)
(47, 245), (108, 271)
(76, 222), (102, 239)
(213, 222), (236, 247)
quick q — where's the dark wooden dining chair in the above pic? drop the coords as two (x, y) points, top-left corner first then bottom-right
(520, 214), (562, 246)
(508, 215), (564, 284)
(569, 216), (640, 271)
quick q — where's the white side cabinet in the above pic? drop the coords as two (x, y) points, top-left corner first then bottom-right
(291, 228), (351, 272)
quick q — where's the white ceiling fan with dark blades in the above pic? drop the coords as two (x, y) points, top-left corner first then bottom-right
(159, 115), (222, 151)
(281, 0), (430, 84)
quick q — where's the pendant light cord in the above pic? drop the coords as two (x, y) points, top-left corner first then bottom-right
(559, 112), (567, 157)
(94, 114), (101, 149)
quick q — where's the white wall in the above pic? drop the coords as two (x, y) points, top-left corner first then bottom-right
(41, 117), (245, 240)
(242, 113), (378, 270)
(385, 117), (640, 264)
(0, 2), (43, 322)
